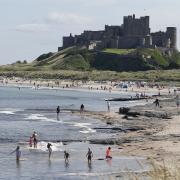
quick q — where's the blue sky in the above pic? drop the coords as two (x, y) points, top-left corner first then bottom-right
(0, 0), (180, 64)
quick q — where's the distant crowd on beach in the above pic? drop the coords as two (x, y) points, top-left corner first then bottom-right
(1, 77), (180, 95)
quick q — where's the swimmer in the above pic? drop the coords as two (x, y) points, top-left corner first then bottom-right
(47, 143), (52, 159)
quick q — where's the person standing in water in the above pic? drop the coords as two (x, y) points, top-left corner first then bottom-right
(64, 151), (70, 163)
(10, 146), (21, 161)
(47, 143), (52, 159)
(56, 106), (60, 114)
(56, 106), (60, 120)
(106, 147), (112, 159)
(80, 104), (84, 113)
(107, 101), (110, 112)
(32, 131), (38, 148)
(86, 148), (93, 163)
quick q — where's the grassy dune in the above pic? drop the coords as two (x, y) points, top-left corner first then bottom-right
(0, 69), (180, 84)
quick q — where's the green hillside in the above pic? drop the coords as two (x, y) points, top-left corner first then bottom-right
(0, 46), (180, 73)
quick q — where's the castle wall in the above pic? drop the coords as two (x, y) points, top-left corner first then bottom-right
(151, 31), (166, 47)
(82, 31), (104, 41)
(118, 36), (140, 49)
(105, 25), (123, 37)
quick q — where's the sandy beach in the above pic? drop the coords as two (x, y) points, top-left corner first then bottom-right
(0, 76), (179, 95)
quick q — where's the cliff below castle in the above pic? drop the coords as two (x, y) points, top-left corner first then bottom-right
(32, 46), (180, 71)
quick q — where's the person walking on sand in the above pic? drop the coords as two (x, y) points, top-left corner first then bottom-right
(47, 143), (52, 159)
(80, 104), (84, 113)
(10, 146), (21, 161)
(86, 148), (93, 163)
(106, 147), (112, 159)
(64, 151), (70, 163)
(176, 95), (179, 109)
(154, 98), (160, 107)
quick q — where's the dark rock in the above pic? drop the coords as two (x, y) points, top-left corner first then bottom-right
(119, 107), (140, 117)
(119, 107), (130, 114)
(125, 127), (145, 131)
(127, 111), (140, 117)
(142, 111), (170, 119)
(106, 121), (113, 125)
(122, 115), (128, 119)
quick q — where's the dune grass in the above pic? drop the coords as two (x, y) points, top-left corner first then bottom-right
(0, 69), (180, 85)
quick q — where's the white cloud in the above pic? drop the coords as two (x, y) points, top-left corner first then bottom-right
(15, 12), (93, 33)
(46, 12), (92, 25)
(15, 23), (49, 33)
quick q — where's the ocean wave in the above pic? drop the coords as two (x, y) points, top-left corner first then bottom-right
(24, 114), (63, 123)
(24, 114), (96, 134)
(73, 123), (96, 134)
(28, 141), (63, 152)
(0, 108), (23, 115)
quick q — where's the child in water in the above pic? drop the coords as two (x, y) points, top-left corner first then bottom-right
(106, 147), (112, 159)
(47, 143), (52, 159)
(29, 136), (33, 147)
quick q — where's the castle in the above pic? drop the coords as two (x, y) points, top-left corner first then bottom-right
(59, 14), (177, 51)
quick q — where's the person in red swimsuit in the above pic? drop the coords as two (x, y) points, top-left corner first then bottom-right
(106, 147), (112, 159)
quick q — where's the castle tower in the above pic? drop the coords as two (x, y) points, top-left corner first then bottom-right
(123, 15), (150, 36)
(166, 27), (177, 49)
(63, 33), (75, 48)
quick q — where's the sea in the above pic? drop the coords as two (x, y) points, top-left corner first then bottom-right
(0, 86), (149, 179)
